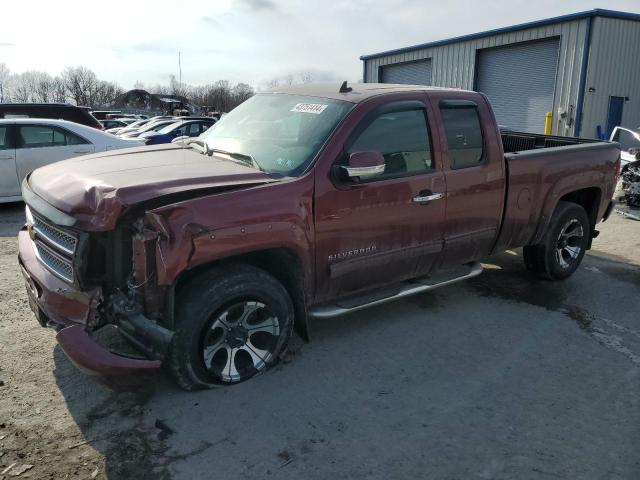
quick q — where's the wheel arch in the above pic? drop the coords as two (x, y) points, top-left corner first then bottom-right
(533, 186), (602, 246)
(559, 187), (601, 227)
(173, 247), (310, 341)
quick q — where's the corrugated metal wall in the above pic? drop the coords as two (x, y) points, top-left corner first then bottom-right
(580, 17), (640, 139)
(380, 59), (432, 85)
(363, 19), (589, 135)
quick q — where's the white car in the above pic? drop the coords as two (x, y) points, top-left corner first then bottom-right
(609, 126), (640, 167)
(0, 118), (144, 203)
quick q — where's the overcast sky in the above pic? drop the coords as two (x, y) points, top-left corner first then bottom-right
(1, 0), (639, 90)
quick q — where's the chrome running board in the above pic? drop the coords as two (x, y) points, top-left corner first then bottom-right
(309, 262), (483, 319)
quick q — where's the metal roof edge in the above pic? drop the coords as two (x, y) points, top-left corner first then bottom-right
(360, 8), (640, 60)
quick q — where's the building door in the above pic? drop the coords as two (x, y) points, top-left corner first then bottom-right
(476, 39), (559, 133)
(380, 59), (432, 85)
(606, 96), (625, 137)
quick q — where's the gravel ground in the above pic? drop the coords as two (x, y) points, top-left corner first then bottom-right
(0, 202), (639, 479)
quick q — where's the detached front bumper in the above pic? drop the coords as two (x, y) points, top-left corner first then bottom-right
(56, 325), (161, 388)
(18, 229), (162, 387)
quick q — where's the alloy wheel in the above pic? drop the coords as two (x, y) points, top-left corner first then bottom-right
(201, 301), (280, 383)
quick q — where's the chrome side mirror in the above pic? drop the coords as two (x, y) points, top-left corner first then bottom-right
(341, 151), (385, 180)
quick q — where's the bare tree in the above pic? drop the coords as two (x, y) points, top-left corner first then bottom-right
(92, 80), (123, 107)
(0, 62), (255, 112)
(12, 72), (33, 102)
(33, 72), (54, 103)
(299, 71), (314, 84)
(51, 77), (68, 103)
(0, 63), (9, 102)
(232, 83), (254, 105)
(169, 74), (188, 98)
(61, 66), (98, 106)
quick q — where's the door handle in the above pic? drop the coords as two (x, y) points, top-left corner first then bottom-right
(73, 149), (91, 154)
(0, 155), (13, 160)
(412, 192), (444, 203)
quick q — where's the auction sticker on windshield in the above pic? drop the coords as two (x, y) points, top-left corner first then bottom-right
(291, 103), (328, 114)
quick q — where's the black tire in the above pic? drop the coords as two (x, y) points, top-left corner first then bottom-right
(523, 201), (591, 280)
(168, 264), (294, 390)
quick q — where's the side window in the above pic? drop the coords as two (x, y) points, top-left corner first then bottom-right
(0, 127), (9, 150)
(348, 109), (433, 178)
(65, 130), (89, 145)
(19, 126), (66, 148)
(18, 125), (88, 148)
(187, 123), (201, 135)
(440, 106), (484, 169)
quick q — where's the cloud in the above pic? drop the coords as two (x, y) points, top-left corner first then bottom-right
(201, 15), (221, 27)
(110, 43), (222, 56)
(0, 42), (16, 47)
(240, 0), (278, 11)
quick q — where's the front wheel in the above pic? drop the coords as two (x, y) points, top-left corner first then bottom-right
(523, 201), (591, 280)
(168, 265), (294, 390)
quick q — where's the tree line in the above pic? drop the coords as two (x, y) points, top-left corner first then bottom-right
(0, 64), (256, 113)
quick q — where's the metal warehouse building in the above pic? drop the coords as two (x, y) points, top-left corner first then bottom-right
(360, 9), (640, 138)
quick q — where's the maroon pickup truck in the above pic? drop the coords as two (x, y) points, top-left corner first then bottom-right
(18, 83), (620, 389)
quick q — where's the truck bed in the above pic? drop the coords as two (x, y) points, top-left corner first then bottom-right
(501, 131), (599, 153)
(494, 135), (620, 254)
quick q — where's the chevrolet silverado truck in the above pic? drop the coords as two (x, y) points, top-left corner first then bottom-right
(18, 83), (620, 390)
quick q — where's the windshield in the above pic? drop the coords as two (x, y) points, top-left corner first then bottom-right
(141, 120), (176, 132)
(127, 119), (147, 129)
(611, 127), (640, 151)
(158, 122), (185, 134)
(199, 93), (352, 175)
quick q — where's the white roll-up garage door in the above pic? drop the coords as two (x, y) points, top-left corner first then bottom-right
(380, 59), (432, 85)
(476, 39), (559, 133)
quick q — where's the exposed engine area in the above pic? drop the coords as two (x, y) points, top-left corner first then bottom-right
(620, 159), (640, 208)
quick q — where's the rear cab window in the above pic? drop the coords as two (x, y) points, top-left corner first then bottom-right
(439, 101), (484, 169)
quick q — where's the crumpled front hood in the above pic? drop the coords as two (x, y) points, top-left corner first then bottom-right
(28, 144), (276, 230)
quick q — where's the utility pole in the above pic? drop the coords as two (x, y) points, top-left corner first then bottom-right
(178, 52), (182, 90)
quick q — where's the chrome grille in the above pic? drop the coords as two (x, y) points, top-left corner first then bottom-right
(33, 240), (74, 283)
(32, 214), (77, 255)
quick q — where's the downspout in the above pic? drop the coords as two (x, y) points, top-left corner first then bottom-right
(574, 15), (593, 137)
(362, 60), (367, 83)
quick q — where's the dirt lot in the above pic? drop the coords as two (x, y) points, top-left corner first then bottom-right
(1, 202), (639, 479)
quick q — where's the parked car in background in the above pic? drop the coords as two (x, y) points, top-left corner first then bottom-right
(0, 103), (102, 129)
(112, 117), (172, 136)
(107, 113), (140, 120)
(90, 110), (122, 120)
(16, 84), (620, 389)
(610, 126), (640, 207)
(139, 119), (216, 145)
(119, 118), (180, 138)
(610, 126), (640, 166)
(100, 119), (130, 130)
(0, 118), (143, 202)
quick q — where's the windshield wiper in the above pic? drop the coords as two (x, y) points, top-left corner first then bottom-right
(186, 139), (210, 155)
(186, 140), (262, 171)
(209, 148), (262, 171)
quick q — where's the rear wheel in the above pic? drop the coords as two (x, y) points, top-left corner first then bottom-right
(523, 201), (590, 280)
(168, 265), (294, 390)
